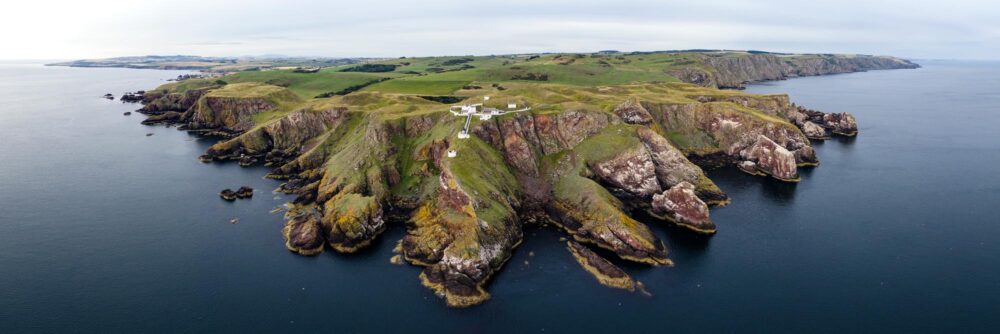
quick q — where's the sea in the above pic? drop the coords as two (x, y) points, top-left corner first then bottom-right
(1, 60), (998, 333)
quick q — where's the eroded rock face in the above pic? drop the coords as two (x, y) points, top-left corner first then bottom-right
(636, 127), (700, 188)
(187, 97), (276, 134)
(801, 121), (828, 139)
(741, 135), (799, 181)
(313, 119), (393, 253)
(651, 182), (714, 234)
(794, 146), (819, 166)
(590, 146), (661, 198)
(133, 76), (874, 308)
(691, 53), (919, 89)
(472, 110), (611, 175)
(202, 107), (348, 165)
(669, 67), (714, 87)
(547, 150), (671, 266)
(823, 112), (858, 136)
(566, 241), (634, 291)
(138, 88), (209, 115)
(320, 194), (386, 253)
(401, 165), (522, 308)
(613, 99), (654, 125)
(282, 208), (325, 256)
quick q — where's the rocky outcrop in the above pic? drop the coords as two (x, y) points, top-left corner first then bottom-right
(282, 207), (325, 256)
(201, 107), (349, 165)
(126, 52), (897, 308)
(472, 110), (611, 175)
(186, 97), (276, 135)
(590, 146), (661, 198)
(138, 88), (210, 115)
(650, 182), (714, 234)
(668, 67), (713, 87)
(613, 99), (653, 125)
(740, 135), (799, 181)
(400, 138), (522, 307)
(650, 101), (810, 157)
(794, 146), (819, 166)
(686, 53), (920, 89)
(136, 83), (300, 138)
(822, 112), (858, 136)
(801, 121), (828, 139)
(635, 127), (727, 205)
(235, 186), (253, 198)
(547, 147), (671, 266)
(313, 118), (393, 253)
(566, 241), (635, 291)
(219, 189), (237, 201)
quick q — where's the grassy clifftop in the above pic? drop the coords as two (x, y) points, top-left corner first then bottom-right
(136, 49), (906, 307)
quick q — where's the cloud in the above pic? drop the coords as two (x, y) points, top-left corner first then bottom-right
(0, 0), (997, 59)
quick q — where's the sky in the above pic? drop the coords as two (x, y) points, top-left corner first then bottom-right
(0, 0), (997, 60)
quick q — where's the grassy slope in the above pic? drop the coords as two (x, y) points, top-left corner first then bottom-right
(149, 51), (812, 158)
(223, 69), (396, 99)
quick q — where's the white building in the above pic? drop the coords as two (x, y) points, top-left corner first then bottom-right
(508, 103), (517, 109)
(447, 149), (457, 158)
(457, 131), (470, 139)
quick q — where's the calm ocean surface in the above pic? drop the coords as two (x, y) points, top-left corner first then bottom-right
(1, 61), (999, 333)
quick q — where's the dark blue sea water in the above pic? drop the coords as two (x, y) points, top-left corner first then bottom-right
(1, 61), (999, 333)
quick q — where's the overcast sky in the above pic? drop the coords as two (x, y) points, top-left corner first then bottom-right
(1, 0), (996, 60)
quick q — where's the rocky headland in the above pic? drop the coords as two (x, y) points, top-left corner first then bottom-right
(127, 51), (916, 307)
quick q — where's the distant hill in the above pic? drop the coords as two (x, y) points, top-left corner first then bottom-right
(47, 55), (377, 72)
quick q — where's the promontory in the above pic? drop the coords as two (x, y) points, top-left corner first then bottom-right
(106, 50), (918, 307)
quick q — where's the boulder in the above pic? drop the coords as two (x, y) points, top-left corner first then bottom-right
(235, 186), (254, 199)
(589, 146), (661, 198)
(650, 182), (715, 234)
(741, 135), (799, 181)
(566, 241), (635, 291)
(823, 112), (858, 136)
(801, 121), (829, 139)
(613, 99), (654, 125)
(219, 189), (237, 201)
(282, 209), (325, 255)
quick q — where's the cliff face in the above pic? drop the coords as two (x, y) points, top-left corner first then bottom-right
(135, 75), (873, 307)
(139, 83), (302, 139)
(202, 107), (349, 166)
(139, 88), (210, 114)
(687, 54), (920, 89)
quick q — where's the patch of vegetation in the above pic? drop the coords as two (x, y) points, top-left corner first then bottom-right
(363, 78), (470, 95)
(440, 58), (474, 66)
(315, 77), (391, 98)
(221, 69), (391, 99)
(340, 64), (399, 73)
(509, 72), (549, 81)
(418, 96), (465, 104)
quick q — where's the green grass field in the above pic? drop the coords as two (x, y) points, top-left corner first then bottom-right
(189, 51), (861, 99)
(222, 69), (395, 99)
(362, 78), (470, 95)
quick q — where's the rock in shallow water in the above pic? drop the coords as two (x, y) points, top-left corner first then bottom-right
(650, 182), (715, 234)
(741, 135), (799, 182)
(282, 208), (325, 256)
(801, 121), (828, 139)
(235, 186), (254, 199)
(219, 188), (237, 201)
(566, 241), (635, 291)
(823, 112), (858, 136)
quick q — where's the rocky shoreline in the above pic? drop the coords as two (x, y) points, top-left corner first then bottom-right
(674, 53), (920, 89)
(125, 52), (905, 307)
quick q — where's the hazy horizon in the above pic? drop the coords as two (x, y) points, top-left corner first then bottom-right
(2, 0), (998, 60)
